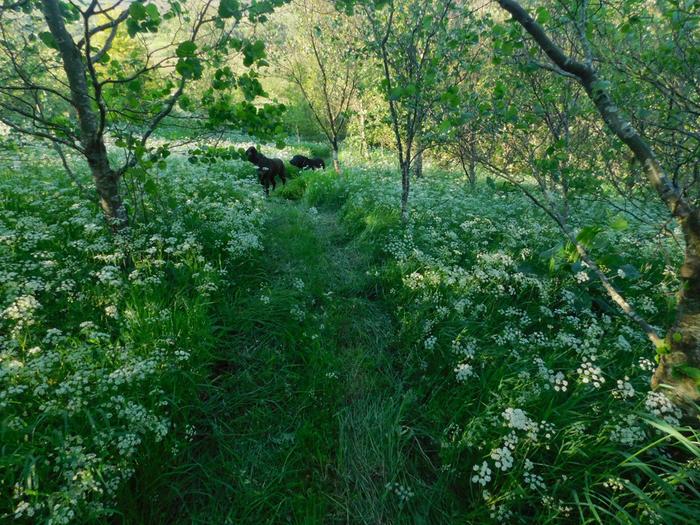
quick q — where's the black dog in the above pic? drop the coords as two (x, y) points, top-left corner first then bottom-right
(245, 146), (287, 195)
(290, 154), (326, 170)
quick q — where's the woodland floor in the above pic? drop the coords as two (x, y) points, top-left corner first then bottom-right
(137, 198), (414, 524)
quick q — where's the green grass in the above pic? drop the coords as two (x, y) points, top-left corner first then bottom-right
(2, 155), (699, 524)
(116, 197), (414, 523)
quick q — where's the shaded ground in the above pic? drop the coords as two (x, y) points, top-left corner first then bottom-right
(136, 198), (420, 524)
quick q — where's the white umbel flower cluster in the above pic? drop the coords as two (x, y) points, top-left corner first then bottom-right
(471, 461), (493, 486)
(645, 391), (682, 425)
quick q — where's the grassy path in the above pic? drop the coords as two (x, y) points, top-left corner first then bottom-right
(157, 198), (416, 524)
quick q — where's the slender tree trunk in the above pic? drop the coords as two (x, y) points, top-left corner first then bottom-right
(401, 161), (410, 222)
(468, 137), (477, 187)
(457, 143), (476, 187)
(41, 0), (126, 229)
(332, 140), (340, 173)
(413, 122), (423, 178)
(413, 149), (423, 179)
(498, 0), (700, 408)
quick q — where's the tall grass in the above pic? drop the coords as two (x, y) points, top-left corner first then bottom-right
(2, 152), (698, 524)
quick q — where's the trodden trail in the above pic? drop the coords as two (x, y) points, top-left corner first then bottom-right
(149, 197), (419, 524)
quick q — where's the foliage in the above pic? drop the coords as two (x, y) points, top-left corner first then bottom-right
(2, 0), (700, 522)
(0, 153), (264, 522)
(0, 0), (287, 224)
(294, 167), (699, 523)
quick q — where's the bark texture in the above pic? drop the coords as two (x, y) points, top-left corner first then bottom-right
(498, 0), (700, 408)
(41, 0), (127, 228)
(332, 144), (340, 174)
(401, 162), (410, 223)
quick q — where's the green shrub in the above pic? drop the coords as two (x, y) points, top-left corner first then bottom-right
(276, 173), (308, 200)
(308, 143), (332, 161)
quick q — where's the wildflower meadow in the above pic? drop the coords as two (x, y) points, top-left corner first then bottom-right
(1, 0), (699, 522)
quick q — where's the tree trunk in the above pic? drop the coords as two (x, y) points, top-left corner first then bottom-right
(458, 144), (476, 187)
(413, 122), (423, 178)
(498, 0), (700, 408)
(653, 213), (700, 407)
(401, 161), (410, 222)
(88, 142), (128, 228)
(41, 0), (126, 229)
(332, 142), (340, 173)
(468, 137), (477, 187)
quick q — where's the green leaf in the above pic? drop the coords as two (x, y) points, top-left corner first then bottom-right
(178, 94), (193, 111)
(388, 87), (403, 101)
(176, 57), (203, 80)
(438, 119), (452, 133)
(129, 2), (147, 21)
(576, 225), (602, 247)
(218, 0), (241, 19)
(127, 2), (161, 37)
(610, 216), (629, 231)
(535, 7), (550, 24)
(242, 39), (266, 67)
(176, 40), (197, 58)
(59, 1), (80, 22)
(143, 177), (158, 195)
(38, 32), (58, 50)
(493, 81), (506, 99)
(674, 364), (700, 383)
(145, 3), (160, 20)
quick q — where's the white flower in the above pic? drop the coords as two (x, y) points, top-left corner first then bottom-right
(290, 304), (305, 321)
(645, 392), (682, 425)
(471, 461), (492, 486)
(490, 446), (514, 471)
(638, 358), (655, 372)
(502, 408), (532, 430)
(610, 415), (646, 445)
(523, 469), (546, 490)
(603, 477), (626, 491)
(454, 363), (475, 382)
(2, 294), (41, 324)
(575, 271), (589, 283)
(612, 376), (635, 399)
(385, 481), (415, 503)
(105, 305), (119, 319)
(576, 361), (605, 388)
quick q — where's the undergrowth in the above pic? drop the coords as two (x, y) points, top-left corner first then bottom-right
(2, 155), (698, 524)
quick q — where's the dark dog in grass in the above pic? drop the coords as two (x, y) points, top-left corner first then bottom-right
(290, 154), (325, 170)
(245, 146), (287, 196)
